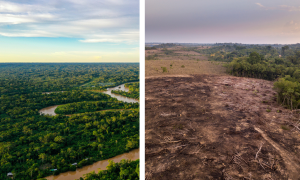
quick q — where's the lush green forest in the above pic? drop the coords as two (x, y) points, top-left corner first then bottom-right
(0, 63), (139, 96)
(0, 63), (139, 180)
(55, 101), (139, 114)
(111, 82), (140, 100)
(77, 159), (139, 180)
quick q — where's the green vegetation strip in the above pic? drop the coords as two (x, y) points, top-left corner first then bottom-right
(111, 82), (139, 100)
(55, 101), (139, 115)
(194, 43), (300, 110)
(226, 51), (300, 109)
(77, 159), (139, 180)
(0, 63), (139, 96)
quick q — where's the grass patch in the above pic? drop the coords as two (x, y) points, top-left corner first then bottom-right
(161, 67), (168, 73)
(281, 125), (289, 130)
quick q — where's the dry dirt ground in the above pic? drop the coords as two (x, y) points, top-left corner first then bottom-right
(145, 74), (300, 180)
(145, 46), (210, 61)
(146, 60), (227, 77)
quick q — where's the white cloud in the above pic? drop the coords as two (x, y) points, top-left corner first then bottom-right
(0, 1), (58, 13)
(255, 3), (276, 10)
(79, 30), (139, 43)
(0, 0), (139, 44)
(255, 3), (264, 8)
(0, 31), (57, 37)
(255, 3), (300, 12)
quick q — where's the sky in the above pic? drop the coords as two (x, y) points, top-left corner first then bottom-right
(146, 0), (300, 44)
(0, 0), (139, 62)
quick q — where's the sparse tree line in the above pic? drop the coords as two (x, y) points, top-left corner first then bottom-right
(145, 46), (157, 50)
(225, 49), (300, 109)
(111, 82), (140, 100)
(152, 43), (178, 48)
(197, 44), (300, 62)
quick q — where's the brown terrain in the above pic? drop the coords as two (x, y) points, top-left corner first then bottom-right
(146, 46), (210, 61)
(146, 60), (227, 77)
(145, 46), (226, 77)
(145, 48), (300, 180)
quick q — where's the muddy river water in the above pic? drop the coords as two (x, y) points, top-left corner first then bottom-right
(45, 149), (139, 180)
(40, 82), (139, 180)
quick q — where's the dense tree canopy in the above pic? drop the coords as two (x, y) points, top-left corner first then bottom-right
(0, 63), (139, 96)
(55, 101), (139, 115)
(0, 63), (140, 180)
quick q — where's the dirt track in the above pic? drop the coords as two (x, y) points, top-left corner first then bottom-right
(145, 74), (300, 180)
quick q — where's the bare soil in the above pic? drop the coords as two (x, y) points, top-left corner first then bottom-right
(146, 60), (227, 77)
(145, 74), (300, 180)
(145, 46), (210, 61)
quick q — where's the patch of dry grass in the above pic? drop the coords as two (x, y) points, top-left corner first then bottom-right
(146, 60), (227, 77)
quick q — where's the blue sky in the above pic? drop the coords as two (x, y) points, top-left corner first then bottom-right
(0, 0), (139, 62)
(146, 0), (300, 44)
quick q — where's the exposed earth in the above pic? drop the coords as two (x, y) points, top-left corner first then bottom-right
(146, 46), (210, 61)
(146, 60), (227, 77)
(145, 74), (300, 180)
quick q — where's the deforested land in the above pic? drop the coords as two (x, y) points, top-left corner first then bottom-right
(145, 43), (300, 179)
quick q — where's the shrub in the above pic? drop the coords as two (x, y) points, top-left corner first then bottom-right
(161, 67), (167, 73)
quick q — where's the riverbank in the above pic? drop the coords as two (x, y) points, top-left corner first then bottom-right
(45, 149), (139, 180)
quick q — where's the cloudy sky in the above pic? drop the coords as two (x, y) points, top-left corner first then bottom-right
(146, 0), (300, 44)
(0, 0), (139, 62)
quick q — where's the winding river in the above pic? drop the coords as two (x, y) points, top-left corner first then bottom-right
(45, 149), (139, 180)
(39, 83), (139, 116)
(40, 82), (139, 180)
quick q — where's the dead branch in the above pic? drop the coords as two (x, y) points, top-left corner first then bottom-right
(174, 144), (187, 148)
(255, 142), (266, 171)
(189, 121), (195, 131)
(160, 140), (181, 144)
(255, 143), (263, 160)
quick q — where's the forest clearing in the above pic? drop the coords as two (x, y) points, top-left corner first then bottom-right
(145, 44), (300, 179)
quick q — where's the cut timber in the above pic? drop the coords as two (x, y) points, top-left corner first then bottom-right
(254, 127), (300, 179)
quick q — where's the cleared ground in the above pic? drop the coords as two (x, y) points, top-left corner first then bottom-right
(145, 46), (226, 77)
(146, 74), (300, 180)
(145, 46), (300, 179)
(146, 46), (210, 61)
(146, 60), (227, 77)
